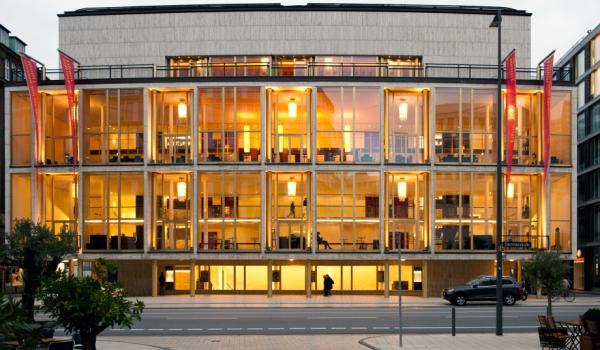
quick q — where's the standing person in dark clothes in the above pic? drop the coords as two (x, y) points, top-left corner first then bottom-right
(159, 271), (166, 295)
(323, 274), (334, 296)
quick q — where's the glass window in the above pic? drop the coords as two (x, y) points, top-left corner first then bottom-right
(436, 88), (497, 164)
(11, 92), (31, 166)
(505, 174), (541, 250)
(550, 91), (572, 165)
(43, 174), (77, 235)
(385, 173), (428, 251)
(152, 90), (192, 164)
(198, 87), (261, 163)
(592, 68), (600, 98)
(592, 35), (600, 66)
(316, 87), (380, 163)
(274, 56), (310, 77)
(435, 173), (496, 251)
(389, 264), (419, 291)
(41, 93), (73, 165)
(384, 57), (422, 78)
(168, 57), (208, 78)
(153, 173), (191, 250)
(273, 265), (305, 291)
(268, 172), (311, 251)
(387, 90), (428, 163)
(198, 172), (260, 251)
(316, 172), (379, 251)
(550, 174), (571, 252)
(11, 174), (31, 225)
(578, 82), (586, 108)
(267, 88), (311, 163)
(82, 89), (144, 164)
(507, 93), (541, 165)
(576, 51), (586, 78)
(83, 173), (144, 251)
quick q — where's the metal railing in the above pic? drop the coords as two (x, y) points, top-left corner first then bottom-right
(11, 62), (572, 82)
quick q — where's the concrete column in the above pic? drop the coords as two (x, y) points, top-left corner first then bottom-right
(306, 260), (311, 298)
(192, 171), (198, 254)
(384, 260), (390, 298)
(190, 260), (196, 297)
(77, 259), (84, 278)
(143, 171), (150, 253)
(151, 260), (158, 297)
(267, 260), (273, 297)
(260, 171), (266, 254)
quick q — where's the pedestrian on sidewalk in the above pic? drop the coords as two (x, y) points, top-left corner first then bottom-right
(159, 271), (166, 295)
(323, 274), (334, 296)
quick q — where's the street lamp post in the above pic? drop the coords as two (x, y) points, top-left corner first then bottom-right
(489, 9), (504, 336)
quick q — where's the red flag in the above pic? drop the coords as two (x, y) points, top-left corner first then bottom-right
(543, 54), (554, 183)
(19, 53), (41, 165)
(505, 51), (517, 182)
(59, 51), (78, 165)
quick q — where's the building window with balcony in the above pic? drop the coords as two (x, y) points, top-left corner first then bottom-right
(168, 57), (207, 77)
(435, 173), (496, 251)
(316, 87), (380, 163)
(316, 172), (380, 251)
(550, 91), (572, 165)
(210, 56), (270, 77)
(383, 56), (422, 77)
(436, 88), (497, 164)
(267, 88), (311, 163)
(10, 174), (31, 225)
(313, 56), (379, 76)
(11, 92), (31, 166)
(153, 173), (191, 250)
(198, 172), (261, 251)
(151, 90), (192, 164)
(198, 87), (261, 163)
(504, 174), (541, 250)
(82, 89), (143, 164)
(386, 89), (428, 163)
(42, 93), (74, 165)
(267, 172), (311, 251)
(274, 56), (310, 76)
(550, 173), (571, 252)
(385, 173), (428, 251)
(83, 173), (144, 251)
(43, 174), (77, 235)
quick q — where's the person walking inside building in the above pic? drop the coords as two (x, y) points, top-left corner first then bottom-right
(287, 201), (296, 218)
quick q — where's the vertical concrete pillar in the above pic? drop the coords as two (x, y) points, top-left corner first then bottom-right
(77, 259), (84, 278)
(267, 260), (273, 298)
(384, 260), (390, 298)
(151, 260), (158, 297)
(306, 260), (311, 298)
(190, 260), (196, 297)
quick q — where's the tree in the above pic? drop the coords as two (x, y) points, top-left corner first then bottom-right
(39, 274), (144, 350)
(2, 220), (78, 321)
(523, 250), (570, 317)
(0, 294), (40, 349)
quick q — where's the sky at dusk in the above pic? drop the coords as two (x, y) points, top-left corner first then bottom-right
(1, 0), (598, 68)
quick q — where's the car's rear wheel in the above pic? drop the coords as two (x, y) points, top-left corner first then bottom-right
(453, 294), (467, 306)
(503, 293), (516, 306)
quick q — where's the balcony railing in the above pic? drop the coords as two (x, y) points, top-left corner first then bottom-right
(14, 62), (572, 82)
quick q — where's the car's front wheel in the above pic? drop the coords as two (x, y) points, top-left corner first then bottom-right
(503, 293), (516, 306)
(453, 294), (467, 306)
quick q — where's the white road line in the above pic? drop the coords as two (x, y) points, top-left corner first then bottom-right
(310, 327), (327, 330)
(267, 327), (284, 330)
(331, 327), (346, 330)
(148, 329), (164, 331)
(168, 328), (183, 331)
(308, 316), (377, 319)
(373, 327), (390, 330)
(130, 329), (144, 331)
(289, 327), (306, 330)
(247, 328), (263, 331)
(227, 328), (242, 331)
(207, 328), (223, 331)
(166, 317), (237, 320)
(187, 328), (204, 331)
(351, 327), (368, 330)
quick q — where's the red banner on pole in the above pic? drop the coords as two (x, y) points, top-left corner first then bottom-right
(543, 54), (554, 183)
(59, 51), (78, 165)
(505, 51), (517, 182)
(19, 53), (41, 165)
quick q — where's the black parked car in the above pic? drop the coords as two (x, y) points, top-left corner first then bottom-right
(442, 275), (525, 306)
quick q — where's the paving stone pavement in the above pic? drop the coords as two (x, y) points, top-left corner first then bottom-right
(95, 333), (540, 350)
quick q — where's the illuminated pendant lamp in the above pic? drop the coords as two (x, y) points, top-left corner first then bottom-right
(287, 177), (297, 197)
(177, 99), (187, 120)
(177, 177), (187, 201)
(397, 179), (407, 201)
(398, 99), (408, 123)
(243, 125), (250, 153)
(288, 98), (297, 119)
(506, 182), (515, 200)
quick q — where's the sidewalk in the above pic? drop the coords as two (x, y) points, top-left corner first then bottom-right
(132, 294), (599, 308)
(94, 333), (540, 350)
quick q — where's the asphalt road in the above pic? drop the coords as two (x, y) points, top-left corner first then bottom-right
(53, 302), (598, 336)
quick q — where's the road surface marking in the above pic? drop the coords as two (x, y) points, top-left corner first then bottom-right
(308, 316), (376, 319)
(110, 329), (124, 332)
(331, 327), (347, 330)
(187, 328), (203, 331)
(130, 329), (144, 331)
(168, 328), (183, 331)
(207, 328), (223, 331)
(351, 327), (368, 330)
(166, 317), (237, 320)
(148, 329), (164, 331)
(373, 327), (390, 330)
(268, 327), (284, 330)
(310, 327), (327, 330)
(227, 328), (242, 331)
(290, 327), (306, 330)
(247, 328), (263, 330)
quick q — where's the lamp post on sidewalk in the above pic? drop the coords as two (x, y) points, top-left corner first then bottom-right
(489, 9), (504, 336)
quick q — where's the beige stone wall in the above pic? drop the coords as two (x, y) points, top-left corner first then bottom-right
(59, 10), (531, 67)
(425, 260), (494, 297)
(115, 260), (153, 296)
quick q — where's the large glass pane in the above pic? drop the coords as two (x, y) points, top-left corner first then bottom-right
(42, 93), (72, 165)
(387, 90), (427, 163)
(268, 89), (310, 163)
(268, 172), (310, 250)
(11, 174), (31, 225)
(43, 174), (77, 235)
(550, 174), (571, 252)
(550, 91), (571, 165)
(504, 174), (541, 250)
(11, 92), (32, 166)
(386, 173), (428, 251)
(153, 173), (191, 250)
(435, 88), (460, 163)
(153, 90), (192, 164)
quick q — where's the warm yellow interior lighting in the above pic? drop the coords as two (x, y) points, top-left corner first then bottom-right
(177, 178), (187, 201)
(507, 182), (515, 200)
(178, 99), (187, 120)
(343, 125), (352, 153)
(243, 125), (250, 153)
(288, 98), (297, 118)
(278, 125), (284, 152)
(398, 99), (408, 123)
(287, 178), (297, 197)
(397, 180), (407, 201)
(71, 183), (76, 198)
